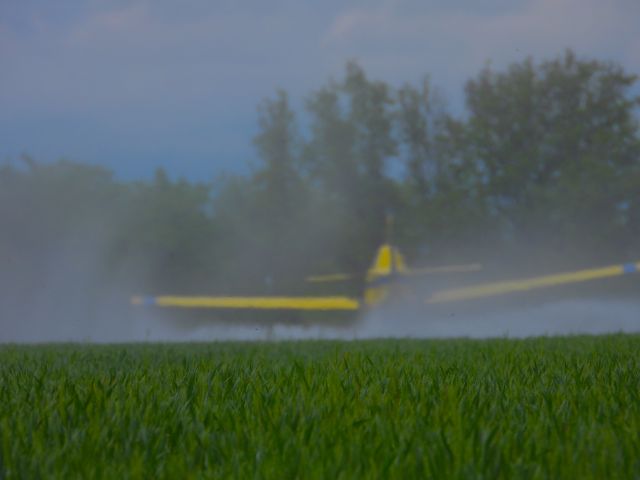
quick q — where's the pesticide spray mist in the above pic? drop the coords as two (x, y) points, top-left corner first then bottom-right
(6, 292), (640, 343)
(1, 226), (639, 343)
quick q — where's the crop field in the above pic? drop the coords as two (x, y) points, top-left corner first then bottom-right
(1, 335), (639, 479)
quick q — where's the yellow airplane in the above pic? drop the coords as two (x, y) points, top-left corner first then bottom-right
(131, 241), (639, 314)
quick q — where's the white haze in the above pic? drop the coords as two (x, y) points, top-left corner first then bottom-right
(1, 227), (639, 343)
(138, 300), (640, 342)
(3, 296), (640, 343)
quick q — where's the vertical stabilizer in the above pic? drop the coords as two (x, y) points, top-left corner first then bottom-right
(364, 244), (407, 306)
(366, 244), (407, 280)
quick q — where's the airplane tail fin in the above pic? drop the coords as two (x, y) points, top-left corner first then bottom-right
(364, 243), (407, 306)
(366, 244), (407, 280)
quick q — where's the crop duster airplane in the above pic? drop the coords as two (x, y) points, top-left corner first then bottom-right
(131, 240), (640, 317)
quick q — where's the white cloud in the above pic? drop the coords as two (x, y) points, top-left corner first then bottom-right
(1, 2), (329, 115)
(0, 0), (637, 176)
(321, 0), (640, 87)
(4, 0), (637, 115)
(67, 2), (148, 43)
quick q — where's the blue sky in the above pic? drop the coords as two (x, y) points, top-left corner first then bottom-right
(1, 0), (639, 180)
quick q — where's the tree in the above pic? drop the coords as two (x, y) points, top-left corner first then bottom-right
(305, 62), (398, 272)
(0, 158), (136, 325)
(464, 50), (640, 261)
(396, 78), (445, 200)
(304, 81), (366, 273)
(115, 168), (217, 292)
(343, 61), (397, 244)
(244, 89), (320, 287)
(253, 89), (301, 225)
(304, 82), (358, 201)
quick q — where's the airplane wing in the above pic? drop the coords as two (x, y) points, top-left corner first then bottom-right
(305, 273), (354, 283)
(406, 263), (482, 275)
(131, 295), (361, 310)
(427, 261), (640, 304)
(305, 263), (482, 283)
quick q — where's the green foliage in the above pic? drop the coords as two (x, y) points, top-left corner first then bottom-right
(1, 336), (640, 478)
(394, 79), (492, 260)
(0, 159), (130, 320)
(253, 89), (302, 223)
(0, 158), (121, 253)
(115, 168), (217, 292)
(0, 160), (217, 321)
(464, 50), (640, 261)
(396, 79), (438, 200)
(1, 50), (638, 301)
(303, 62), (399, 272)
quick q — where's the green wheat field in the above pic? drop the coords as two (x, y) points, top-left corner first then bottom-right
(1, 335), (639, 478)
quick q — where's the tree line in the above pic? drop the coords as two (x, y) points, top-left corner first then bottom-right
(2, 50), (639, 305)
